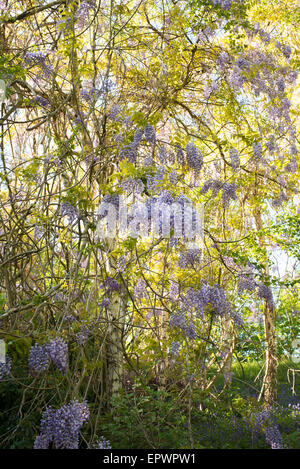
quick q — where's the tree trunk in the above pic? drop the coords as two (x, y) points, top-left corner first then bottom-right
(253, 208), (277, 406)
(106, 289), (123, 399)
(262, 300), (277, 405)
(104, 238), (125, 401)
(222, 316), (233, 388)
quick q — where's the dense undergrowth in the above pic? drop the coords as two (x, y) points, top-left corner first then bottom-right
(1, 361), (299, 449)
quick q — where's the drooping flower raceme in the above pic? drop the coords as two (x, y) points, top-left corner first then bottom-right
(60, 201), (79, 222)
(178, 249), (201, 269)
(229, 149), (240, 169)
(29, 343), (51, 375)
(134, 279), (147, 301)
(238, 276), (256, 294)
(0, 356), (11, 380)
(34, 400), (90, 449)
(92, 436), (112, 449)
(181, 283), (243, 327)
(144, 124), (156, 144)
(46, 338), (68, 374)
(257, 283), (274, 309)
(265, 425), (284, 449)
(186, 143), (203, 173)
(28, 338), (68, 375)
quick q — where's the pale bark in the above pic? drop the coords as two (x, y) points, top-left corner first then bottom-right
(104, 239), (126, 400)
(221, 316), (233, 387)
(106, 289), (123, 398)
(254, 208), (277, 406)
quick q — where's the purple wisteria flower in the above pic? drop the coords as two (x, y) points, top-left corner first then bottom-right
(200, 179), (223, 196)
(228, 69), (244, 90)
(169, 281), (179, 301)
(169, 169), (178, 185)
(34, 400), (90, 449)
(109, 104), (120, 121)
(75, 325), (89, 346)
(257, 283), (274, 309)
(0, 356), (11, 380)
(133, 128), (143, 145)
(116, 256), (127, 273)
(76, 1), (96, 28)
(217, 51), (230, 70)
(222, 183), (237, 207)
(211, 0), (233, 10)
(158, 146), (168, 164)
(170, 341), (181, 356)
(92, 436), (112, 449)
(265, 425), (284, 449)
(238, 276), (256, 293)
(285, 157), (297, 173)
(178, 248), (201, 268)
(46, 338), (68, 374)
(24, 51), (53, 79)
(120, 177), (144, 195)
(276, 42), (291, 59)
(144, 124), (156, 144)
(134, 279), (147, 301)
(29, 343), (50, 375)
(169, 312), (186, 329)
(253, 142), (262, 161)
(60, 201), (79, 222)
(34, 96), (50, 108)
(148, 167), (166, 192)
(28, 339), (69, 375)
(186, 143), (203, 173)
(229, 149), (240, 169)
(176, 145), (185, 166)
(100, 297), (110, 308)
(181, 283), (243, 327)
(272, 191), (288, 208)
(102, 276), (120, 292)
(119, 142), (138, 163)
(252, 409), (284, 449)
(169, 312), (196, 340)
